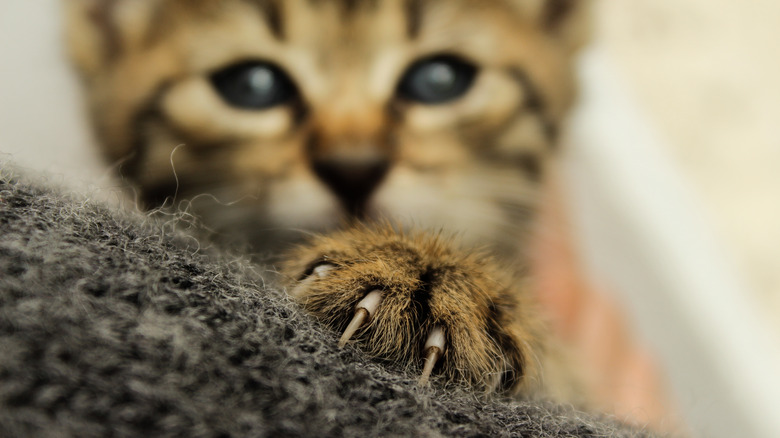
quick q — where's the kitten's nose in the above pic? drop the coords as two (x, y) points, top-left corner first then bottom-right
(311, 151), (390, 216)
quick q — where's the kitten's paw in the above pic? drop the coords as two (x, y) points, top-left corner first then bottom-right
(280, 226), (544, 394)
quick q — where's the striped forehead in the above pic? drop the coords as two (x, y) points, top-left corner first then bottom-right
(225, 0), (433, 41)
(93, 0), (532, 54)
(126, 0), (527, 57)
(234, 0), (427, 41)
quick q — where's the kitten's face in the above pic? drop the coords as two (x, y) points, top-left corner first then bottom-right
(66, 0), (587, 255)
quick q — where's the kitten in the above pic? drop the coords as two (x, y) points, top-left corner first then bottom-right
(65, 0), (589, 396)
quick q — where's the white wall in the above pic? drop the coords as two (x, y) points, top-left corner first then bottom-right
(0, 0), (103, 187)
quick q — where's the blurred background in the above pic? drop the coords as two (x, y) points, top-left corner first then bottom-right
(597, 0), (780, 326)
(1, 1), (779, 436)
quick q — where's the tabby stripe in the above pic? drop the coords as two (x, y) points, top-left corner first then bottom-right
(88, 0), (122, 62)
(507, 68), (559, 146)
(306, 0), (378, 16)
(509, 153), (542, 183)
(247, 0), (285, 40)
(543, 0), (577, 29)
(403, 0), (424, 39)
(477, 146), (545, 184)
(340, 0), (361, 14)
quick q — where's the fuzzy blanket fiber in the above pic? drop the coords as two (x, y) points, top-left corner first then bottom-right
(0, 166), (653, 437)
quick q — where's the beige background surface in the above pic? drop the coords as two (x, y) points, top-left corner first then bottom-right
(597, 0), (780, 319)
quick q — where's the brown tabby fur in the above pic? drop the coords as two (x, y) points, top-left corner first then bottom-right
(65, 0), (590, 397)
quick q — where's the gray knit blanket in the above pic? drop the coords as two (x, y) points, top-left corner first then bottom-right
(0, 166), (654, 437)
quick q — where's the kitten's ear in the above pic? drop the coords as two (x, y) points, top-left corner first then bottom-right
(63, 0), (157, 78)
(537, 0), (592, 52)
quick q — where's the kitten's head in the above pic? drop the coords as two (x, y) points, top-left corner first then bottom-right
(65, 0), (589, 255)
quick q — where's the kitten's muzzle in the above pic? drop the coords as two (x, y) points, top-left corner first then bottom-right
(310, 151), (390, 217)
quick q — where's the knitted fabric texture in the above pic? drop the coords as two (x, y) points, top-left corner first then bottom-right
(0, 166), (654, 437)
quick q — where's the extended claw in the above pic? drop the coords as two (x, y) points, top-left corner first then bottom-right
(338, 290), (383, 348)
(291, 264), (335, 298)
(419, 326), (446, 386)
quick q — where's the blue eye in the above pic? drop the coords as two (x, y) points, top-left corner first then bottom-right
(210, 61), (297, 110)
(397, 55), (477, 104)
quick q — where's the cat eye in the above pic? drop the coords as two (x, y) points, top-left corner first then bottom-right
(210, 61), (297, 110)
(397, 55), (477, 104)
